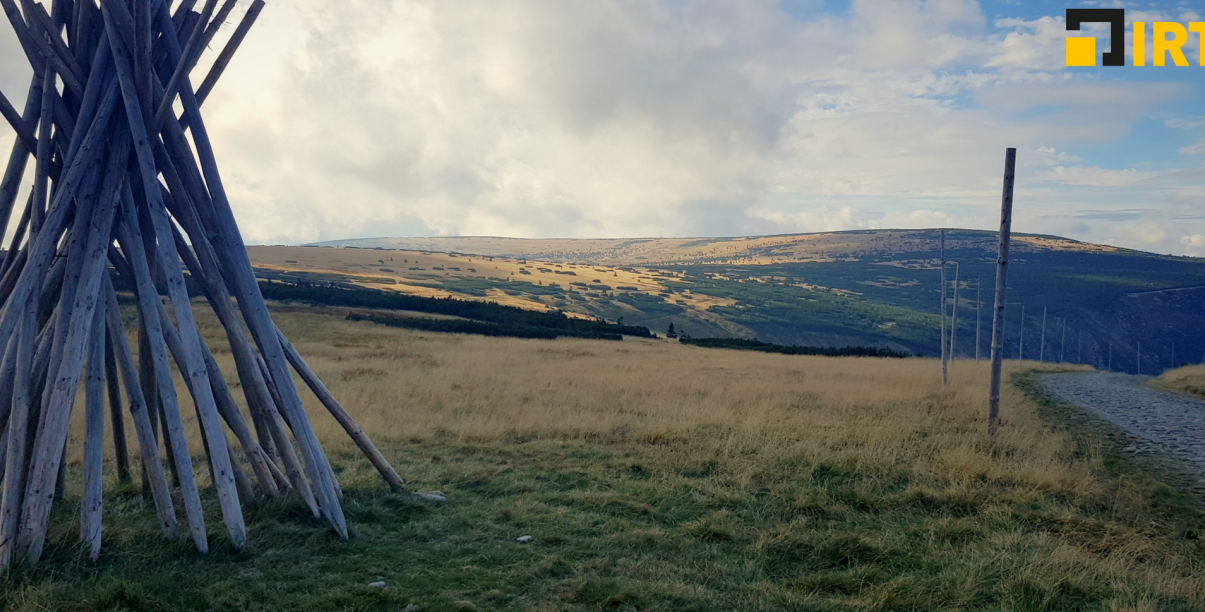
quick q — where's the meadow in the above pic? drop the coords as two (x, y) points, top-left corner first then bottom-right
(1, 302), (1203, 611)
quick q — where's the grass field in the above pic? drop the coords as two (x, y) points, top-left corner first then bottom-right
(1156, 366), (1205, 399)
(2, 303), (1204, 611)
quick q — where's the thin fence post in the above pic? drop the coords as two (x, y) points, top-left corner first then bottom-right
(975, 277), (981, 362)
(940, 230), (947, 385)
(950, 262), (960, 361)
(988, 148), (1016, 440)
(1039, 307), (1046, 362)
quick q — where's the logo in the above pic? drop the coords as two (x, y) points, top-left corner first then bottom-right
(1065, 8), (1205, 67)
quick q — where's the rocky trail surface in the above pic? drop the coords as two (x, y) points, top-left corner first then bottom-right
(1039, 372), (1205, 483)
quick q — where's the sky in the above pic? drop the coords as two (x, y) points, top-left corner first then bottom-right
(2, 0), (1205, 254)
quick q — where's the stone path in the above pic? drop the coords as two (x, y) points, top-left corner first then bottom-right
(1039, 372), (1205, 473)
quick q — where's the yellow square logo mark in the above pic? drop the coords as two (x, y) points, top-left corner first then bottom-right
(1066, 37), (1096, 66)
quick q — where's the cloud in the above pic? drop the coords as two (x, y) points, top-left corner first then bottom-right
(0, 0), (1203, 255)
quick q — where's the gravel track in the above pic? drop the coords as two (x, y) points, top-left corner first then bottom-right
(1039, 372), (1205, 473)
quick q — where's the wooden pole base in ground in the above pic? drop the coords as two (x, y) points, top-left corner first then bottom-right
(0, 0), (403, 570)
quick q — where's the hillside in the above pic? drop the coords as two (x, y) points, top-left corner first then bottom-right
(243, 229), (1205, 370)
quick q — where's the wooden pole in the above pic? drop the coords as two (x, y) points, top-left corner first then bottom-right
(277, 327), (406, 491)
(1040, 307), (1046, 362)
(940, 230), (947, 385)
(80, 299), (105, 559)
(975, 277), (981, 362)
(102, 274), (177, 537)
(949, 262), (960, 361)
(0, 294), (36, 570)
(1018, 304), (1024, 361)
(103, 332), (131, 482)
(988, 148), (1016, 440)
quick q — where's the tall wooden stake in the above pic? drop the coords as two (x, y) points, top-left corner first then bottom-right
(940, 230), (947, 385)
(1039, 307), (1046, 362)
(975, 277), (981, 362)
(988, 148), (1016, 440)
(1018, 304), (1025, 361)
(1061, 321), (1066, 363)
(949, 262), (960, 361)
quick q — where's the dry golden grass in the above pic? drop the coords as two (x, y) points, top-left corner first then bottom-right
(1156, 365), (1205, 398)
(80, 303), (1095, 499)
(37, 303), (1205, 610)
(270, 307), (1098, 495)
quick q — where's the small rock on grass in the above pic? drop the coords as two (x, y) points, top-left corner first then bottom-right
(403, 605), (420, 612)
(415, 490), (447, 502)
(367, 581), (386, 588)
(517, 535), (533, 543)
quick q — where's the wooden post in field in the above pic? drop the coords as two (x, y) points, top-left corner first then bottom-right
(940, 231), (948, 385)
(975, 277), (981, 362)
(949, 262), (960, 361)
(1061, 321), (1066, 363)
(988, 148), (1016, 440)
(1039, 307), (1046, 362)
(1018, 304), (1025, 361)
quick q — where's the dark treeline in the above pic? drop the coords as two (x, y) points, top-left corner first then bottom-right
(680, 337), (908, 358)
(345, 313), (623, 341)
(257, 280), (653, 338)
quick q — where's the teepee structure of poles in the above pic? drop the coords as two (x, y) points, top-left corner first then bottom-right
(0, 0), (404, 569)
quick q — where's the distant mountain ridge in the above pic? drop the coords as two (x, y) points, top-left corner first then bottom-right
(305, 229), (1128, 267)
(261, 228), (1205, 372)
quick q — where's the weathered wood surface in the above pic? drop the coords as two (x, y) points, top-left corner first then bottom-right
(0, 0), (401, 570)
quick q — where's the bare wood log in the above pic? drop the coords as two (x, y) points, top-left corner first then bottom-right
(156, 21), (347, 536)
(975, 277), (981, 362)
(131, 162), (246, 548)
(152, 0), (215, 131)
(193, 0), (263, 107)
(112, 208), (209, 553)
(81, 296), (105, 558)
(1040, 307), (1047, 362)
(0, 293), (36, 570)
(32, 65), (57, 239)
(104, 331), (131, 482)
(0, 86), (38, 152)
(0, 331), (18, 428)
(197, 338), (283, 496)
(19, 0), (86, 93)
(278, 327), (405, 491)
(15, 132), (128, 564)
(111, 0), (251, 548)
(939, 231), (947, 385)
(0, 80), (119, 345)
(193, 0), (238, 65)
(147, 23), (321, 519)
(0, 74), (42, 238)
(949, 262), (960, 361)
(164, 197), (294, 497)
(102, 273), (176, 536)
(156, 293), (279, 499)
(988, 148), (1017, 440)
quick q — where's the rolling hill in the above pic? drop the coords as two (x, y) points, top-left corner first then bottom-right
(240, 229), (1205, 372)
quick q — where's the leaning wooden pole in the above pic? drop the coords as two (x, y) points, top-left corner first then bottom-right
(0, 0), (404, 570)
(988, 148), (1017, 440)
